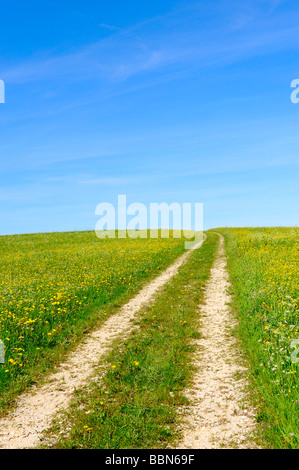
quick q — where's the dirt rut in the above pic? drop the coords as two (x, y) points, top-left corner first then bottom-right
(177, 234), (258, 449)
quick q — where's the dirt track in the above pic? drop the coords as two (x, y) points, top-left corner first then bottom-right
(0, 234), (258, 449)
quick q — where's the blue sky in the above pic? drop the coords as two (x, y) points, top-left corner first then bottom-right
(0, 0), (298, 234)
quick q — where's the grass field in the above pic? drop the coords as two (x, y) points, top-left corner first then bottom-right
(0, 230), (188, 411)
(217, 227), (299, 448)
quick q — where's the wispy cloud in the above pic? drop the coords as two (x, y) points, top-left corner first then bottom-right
(1, 0), (298, 87)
